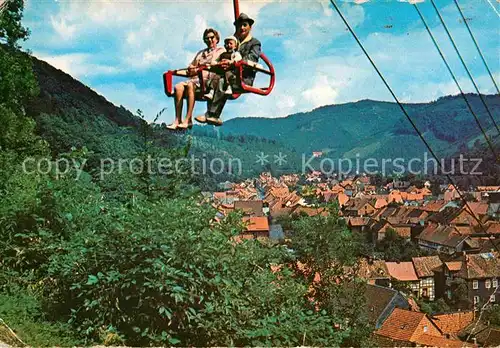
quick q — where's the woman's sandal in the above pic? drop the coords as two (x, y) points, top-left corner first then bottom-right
(166, 124), (179, 130)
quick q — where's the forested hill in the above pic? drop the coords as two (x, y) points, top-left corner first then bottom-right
(218, 94), (500, 159)
(25, 52), (499, 176)
(27, 56), (140, 128)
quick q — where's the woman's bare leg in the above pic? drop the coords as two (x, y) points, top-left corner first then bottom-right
(184, 82), (196, 125)
(173, 83), (185, 125)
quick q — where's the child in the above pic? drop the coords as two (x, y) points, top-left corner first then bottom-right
(204, 36), (242, 99)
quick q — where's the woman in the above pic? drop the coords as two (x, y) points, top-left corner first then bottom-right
(167, 28), (224, 130)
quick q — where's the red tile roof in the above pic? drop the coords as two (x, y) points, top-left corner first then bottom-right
(458, 252), (500, 279)
(348, 217), (371, 227)
(234, 200), (264, 216)
(243, 216), (269, 232)
(477, 186), (500, 192)
(415, 333), (473, 347)
(485, 221), (500, 234)
(417, 225), (469, 248)
(412, 256), (443, 278)
(445, 261), (462, 272)
(422, 200), (447, 212)
(375, 308), (427, 341)
(431, 311), (474, 336)
(392, 225), (412, 239)
(374, 198), (388, 209)
(386, 262), (419, 281)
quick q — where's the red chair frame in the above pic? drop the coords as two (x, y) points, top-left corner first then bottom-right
(163, 52), (275, 101)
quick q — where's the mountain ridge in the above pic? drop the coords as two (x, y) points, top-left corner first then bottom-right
(26, 54), (500, 174)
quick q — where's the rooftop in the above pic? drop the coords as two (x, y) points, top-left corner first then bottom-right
(386, 262), (419, 281)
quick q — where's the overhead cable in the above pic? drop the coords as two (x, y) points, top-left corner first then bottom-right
(430, 0), (500, 135)
(414, 3), (498, 161)
(453, 0), (499, 95)
(329, 0), (499, 252)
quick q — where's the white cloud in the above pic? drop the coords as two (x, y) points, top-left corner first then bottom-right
(186, 15), (209, 45)
(50, 15), (76, 40)
(302, 76), (340, 107)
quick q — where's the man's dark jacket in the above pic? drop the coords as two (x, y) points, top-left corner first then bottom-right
(238, 36), (261, 86)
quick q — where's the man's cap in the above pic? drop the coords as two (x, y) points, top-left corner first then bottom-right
(224, 35), (239, 47)
(233, 13), (254, 26)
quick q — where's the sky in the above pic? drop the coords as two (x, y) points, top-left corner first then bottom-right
(22, 0), (500, 122)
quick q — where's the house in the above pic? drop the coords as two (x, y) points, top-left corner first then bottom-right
(412, 256), (443, 301)
(416, 225), (473, 255)
(234, 200), (264, 217)
(330, 184), (345, 194)
(343, 197), (376, 217)
(357, 258), (391, 287)
(406, 209), (428, 225)
(368, 219), (411, 242)
(477, 186), (500, 193)
(433, 261), (463, 301)
(455, 252), (500, 309)
(369, 219), (393, 242)
(340, 180), (355, 196)
(450, 203), (489, 227)
(268, 199), (293, 217)
(365, 284), (410, 329)
(241, 216), (270, 240)
(426, 206), (462, 225)
(386, 262), (420, 296)
(364, 185), (377, 194)
(374, 308), (470, 347)
(218, 180), (234, 190)
(474, 220), (500, 237)
(388, 190), (404, 204)
(347, 217), (371, 234)
(321, 191), (349, 207)
(213, 191), (236, 205)
(279, 174), (299, 187)
(444, 185), (462, 202)
(355, 176), (371, 185)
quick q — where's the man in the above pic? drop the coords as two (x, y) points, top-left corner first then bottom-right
(195, 13), (261, 126)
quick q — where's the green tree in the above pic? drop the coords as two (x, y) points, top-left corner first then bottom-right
(0, 0), (38, 113)
(288, 203), (372, 346)
(484, 304), (500, 326)
(376, 229), (424, 262)
(0, 0), (29, 48)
